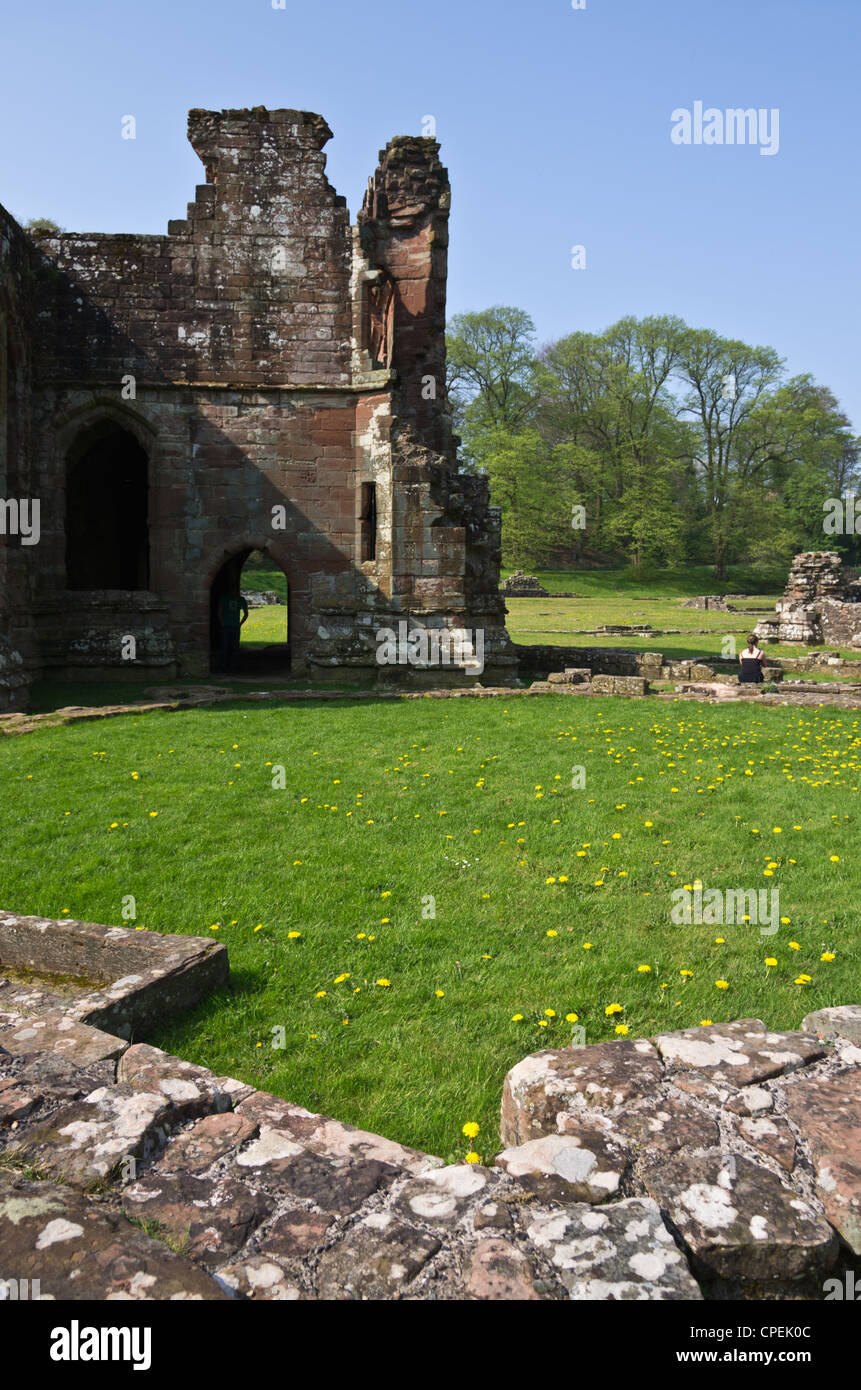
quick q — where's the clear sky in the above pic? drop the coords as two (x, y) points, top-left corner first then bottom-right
(2, 0), (859, 430)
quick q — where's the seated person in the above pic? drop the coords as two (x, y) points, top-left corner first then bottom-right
(738, 634), (764, 684)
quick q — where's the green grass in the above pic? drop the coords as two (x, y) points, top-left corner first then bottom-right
(499, 566), (861, 674)
(241, 605), (288, 648)
(0, 694), (856, 1161)
(240, 569), (288, 604)
(501, 563), (786, 597)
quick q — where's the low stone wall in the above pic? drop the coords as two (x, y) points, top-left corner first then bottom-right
(243, 591), (283, 608)
(681, 595), (732, 611)
(517, 644), (749, 684)
(1, 1000), (858, 1300)
(33, 592), (179, 681)
(0, 912), (228, 1041)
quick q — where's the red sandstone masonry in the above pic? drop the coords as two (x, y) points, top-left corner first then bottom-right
(0, 107), (516, 696)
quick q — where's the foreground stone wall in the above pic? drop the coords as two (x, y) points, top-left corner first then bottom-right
(1, 983), (858, 1300)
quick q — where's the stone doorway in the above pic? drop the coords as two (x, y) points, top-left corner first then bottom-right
(209, 548), (290, 676)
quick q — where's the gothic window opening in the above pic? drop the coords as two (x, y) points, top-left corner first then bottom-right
(66, 424), (150, 590)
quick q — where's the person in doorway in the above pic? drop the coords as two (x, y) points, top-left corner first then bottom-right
(738, 634), (765, 684)
(216, 589), (249, 673)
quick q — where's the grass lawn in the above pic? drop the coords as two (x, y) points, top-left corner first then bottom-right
(241, 605), (288, 648)
(499, 566), (861, 672)
(0, 694), (856, 1162)
(501, 564), (786, 597)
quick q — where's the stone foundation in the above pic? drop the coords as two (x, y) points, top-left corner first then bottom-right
(1, 993), (858, 1300)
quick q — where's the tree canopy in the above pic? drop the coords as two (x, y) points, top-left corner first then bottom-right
(447, 308), (860, 577)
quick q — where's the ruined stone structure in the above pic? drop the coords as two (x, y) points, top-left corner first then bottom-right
(499, 570), (549, 597)
(757, 551), (861, 647)
(681, 595), (732, 611)
(0, 107), (515, 710)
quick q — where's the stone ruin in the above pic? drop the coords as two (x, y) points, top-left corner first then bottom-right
(684, 594), (745, 611)
(1, 908), (860, 1301)
(242, 590), (282, 608)
(756, 551), (861, 647)
(0, 106), (517, 712)
(500, 570), (549, 597)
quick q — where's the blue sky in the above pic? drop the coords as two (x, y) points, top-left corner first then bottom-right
(2, 0), (859, 430)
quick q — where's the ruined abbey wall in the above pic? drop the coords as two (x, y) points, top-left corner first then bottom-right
(756, 552), (861, 649)
(0, 107), (514, 704)
(0, 208), (37, 709)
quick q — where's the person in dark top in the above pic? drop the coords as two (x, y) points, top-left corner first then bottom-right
(738, 634), (764, 684)
(216, 591), (249, 673)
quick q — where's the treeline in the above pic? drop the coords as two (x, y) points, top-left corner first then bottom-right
(445, 308), (861, 579)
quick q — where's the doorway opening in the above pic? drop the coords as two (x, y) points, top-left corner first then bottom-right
(210, 548), (290, 676)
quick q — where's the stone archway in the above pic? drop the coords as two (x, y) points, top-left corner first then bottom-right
(209, 546), (290, 676)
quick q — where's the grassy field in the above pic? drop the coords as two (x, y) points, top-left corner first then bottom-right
(241, 605), (288, 648)
(499, 567), (861, 669)
(0, 693), (856, 1161)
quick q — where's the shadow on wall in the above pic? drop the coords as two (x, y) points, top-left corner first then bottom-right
(65, 420), (150, 590)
